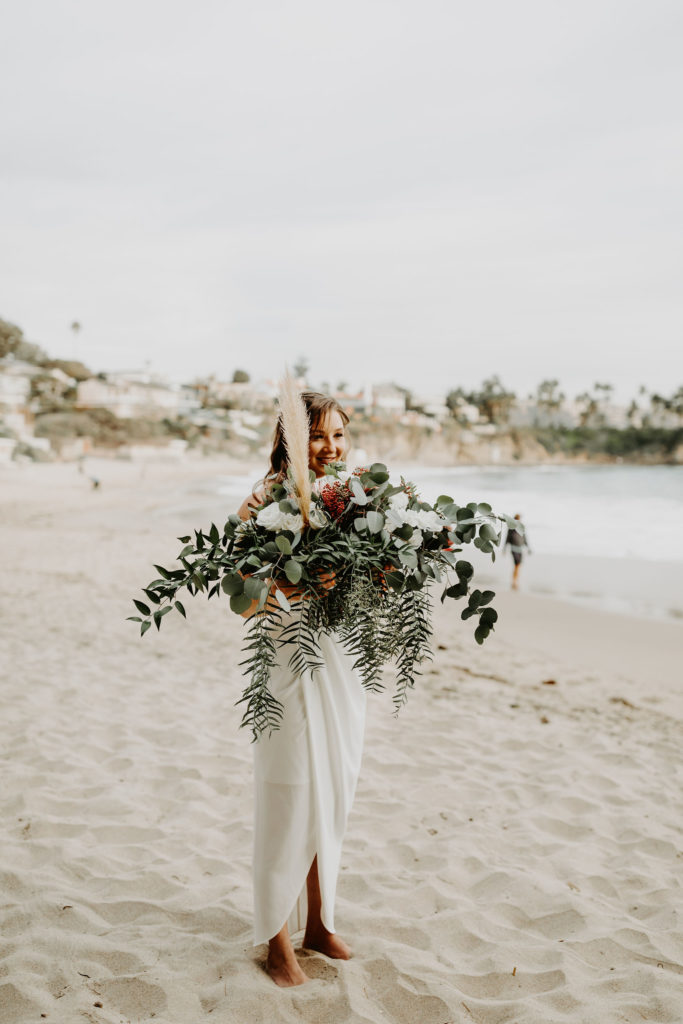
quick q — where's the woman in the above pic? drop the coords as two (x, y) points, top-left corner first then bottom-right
(237, 392), (366, 988)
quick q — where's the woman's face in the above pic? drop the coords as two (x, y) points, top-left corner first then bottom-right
(308, 410), (346, 478)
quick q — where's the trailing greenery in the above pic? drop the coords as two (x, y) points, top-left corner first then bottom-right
(130, 463), (514, 739)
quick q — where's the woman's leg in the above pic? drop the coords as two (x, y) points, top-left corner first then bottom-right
(266, 924), (307, 987)
(302, 856), (352, 959)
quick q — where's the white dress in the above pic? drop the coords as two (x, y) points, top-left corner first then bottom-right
(252, 627), (367, 945)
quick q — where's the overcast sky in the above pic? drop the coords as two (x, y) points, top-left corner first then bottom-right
(2, 0), (682, 401)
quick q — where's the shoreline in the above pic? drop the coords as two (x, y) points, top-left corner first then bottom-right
(3, 455), (682, 624)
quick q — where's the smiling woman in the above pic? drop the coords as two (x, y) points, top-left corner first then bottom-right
(236, 391), (362, 989)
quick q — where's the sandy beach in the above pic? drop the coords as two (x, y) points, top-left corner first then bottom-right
(1, 456), (682, 1024)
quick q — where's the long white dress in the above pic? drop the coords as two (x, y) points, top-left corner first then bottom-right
(252, 627), (367, 945)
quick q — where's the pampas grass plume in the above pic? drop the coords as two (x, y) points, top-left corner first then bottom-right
(278, 369), (311, 524)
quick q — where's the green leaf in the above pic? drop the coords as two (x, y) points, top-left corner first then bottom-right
(386, 571), (404, 591)
(177, 535), (191, 543)
(479, 590), (495, 606)
(349, 477), (369, 505)
(365, 510), (384, 534)
(140, 620), (151, 637)
(153, 564), (171, 580)
(480, 607), (498, 626)
(398, 547), (418, 569)
(230, 592), (253, 614)
(477, 502), (492, 514)
(275, 535), (292, 555)
(435, 494), (454, 508)
(143, 588), (161, 605)
(274, 587), (291, 612)
(244, 576), (267, 600)
(221, 573), (244, 596)
(126, 616), (142, 622)
(455, 560), (474, 580)
(209, 523), (220, 544)
(134, 599), (151, 616)
(354, 517), (368, 532)
(479, 523), (498, 542)
(174, 600), (186, 618)
(153, 606), (173, 630)
(284, 559), (302, 584)
(474, 625), (489, 645)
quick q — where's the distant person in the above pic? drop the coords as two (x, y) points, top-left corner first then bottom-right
(505, 513), (530, 590)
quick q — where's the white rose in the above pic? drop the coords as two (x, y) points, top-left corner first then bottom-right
(415, 509), (445, 532)
(385, 507), (408, 532)
(280, 512), (304, 532)
(389, 491), (409, 511)
(256, 503), (303, 533)
(256, 502), (284, 530)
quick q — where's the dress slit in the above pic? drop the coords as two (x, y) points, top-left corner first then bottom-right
(252, 631), (366, 945)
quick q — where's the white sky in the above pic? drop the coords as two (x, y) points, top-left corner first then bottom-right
(2, 0), (682, 402)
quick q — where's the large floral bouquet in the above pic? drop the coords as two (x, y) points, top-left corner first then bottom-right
(130, 459), (516, 738)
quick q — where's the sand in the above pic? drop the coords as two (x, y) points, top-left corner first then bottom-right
(1, 456), (682, 1024)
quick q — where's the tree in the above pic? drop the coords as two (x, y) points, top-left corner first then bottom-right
(534, 379), (565, 424)
(575, 391), (600, 428)
(0, 317), (25, 359)
(469, 376), (516, 425)
(232, 369), (250, 383)
(292, 358), (309, 382)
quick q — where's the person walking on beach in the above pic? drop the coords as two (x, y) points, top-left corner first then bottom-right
(505, 513), (530, 590)
(237, 392), (363, 988)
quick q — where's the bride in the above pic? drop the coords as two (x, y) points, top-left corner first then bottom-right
(237, 391), (366, 987)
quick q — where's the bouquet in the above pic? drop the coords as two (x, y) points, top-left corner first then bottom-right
(130, 460), (517, 739)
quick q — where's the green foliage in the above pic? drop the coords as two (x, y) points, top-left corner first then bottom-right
(534, 425), (683, 458)
(130, 465), (507, 738)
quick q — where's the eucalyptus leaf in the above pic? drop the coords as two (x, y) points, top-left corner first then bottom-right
(230, 592), (253, 615)
(284, 559), (303, 584)
(398, 547), (418, 569)
(221, 573), (244, 596)
(366, 510), (384, 534)
(244, 577), (267, 600)
(134, 599), (151, 616)
(275, 535), (292, 555)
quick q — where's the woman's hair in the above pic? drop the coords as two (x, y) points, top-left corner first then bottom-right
(266, 391), (350, 484)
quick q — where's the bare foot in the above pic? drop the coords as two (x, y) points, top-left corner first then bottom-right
(303, 928), (352, 960)
(266, 947), (308, 987)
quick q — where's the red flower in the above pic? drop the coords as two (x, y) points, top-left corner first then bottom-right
(320, 482), (349, 520)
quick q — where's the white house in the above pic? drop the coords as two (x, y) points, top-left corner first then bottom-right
(76, 373), (184, 419)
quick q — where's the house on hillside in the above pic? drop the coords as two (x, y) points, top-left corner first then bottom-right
(76, 372), (192, 420)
